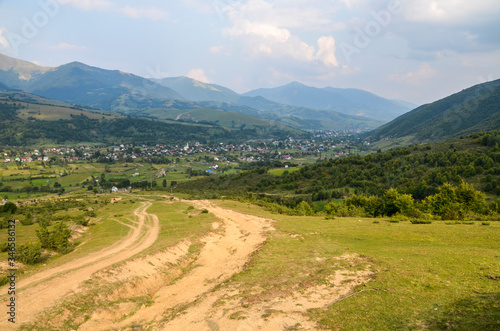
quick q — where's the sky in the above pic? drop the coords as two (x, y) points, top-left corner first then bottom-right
(0, 0), (499, 105)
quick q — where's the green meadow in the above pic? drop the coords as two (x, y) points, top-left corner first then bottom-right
(217, 200), (500, 330)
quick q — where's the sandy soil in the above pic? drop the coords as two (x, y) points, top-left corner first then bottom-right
(2, 199), (372, 330)
(0, 201), (159, 330)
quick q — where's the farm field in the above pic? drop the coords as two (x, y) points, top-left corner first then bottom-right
(1, 192), (498, 330)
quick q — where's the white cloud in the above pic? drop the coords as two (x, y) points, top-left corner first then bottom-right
(223, 1), (340, 68)
(50, 42), (87, 51)
(0, 28), (11, 51)
(403, 0), (500, 23)
(56, 0), (113, 11)
(187, 69), (212, 83)
(210, 45), (224, 54)
(388, 62), (437, 84)
(316, 36), (339, 67)
(224, 20), (339, 67)
(118, 6), (169, 21)
(58, 1), (169, 21)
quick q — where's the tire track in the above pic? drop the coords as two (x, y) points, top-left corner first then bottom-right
(0, 201), (159, 330)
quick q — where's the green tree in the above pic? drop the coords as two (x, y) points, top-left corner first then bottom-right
(383, 189), (414, 216)
(295, 201), (314, 216)
(20, 211), (34, 226)
(50, 222), (72, 254)
(455, 181), (487, 214)
(1, 202), (17, 214)
(16, 242), (42, 264)
(36, 225), (51, 249)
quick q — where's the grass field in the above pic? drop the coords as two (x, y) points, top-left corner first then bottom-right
(217, 200), (500, 330)
(2, 192), (499, 329)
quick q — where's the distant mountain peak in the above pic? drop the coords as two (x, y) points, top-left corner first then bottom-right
(286, 81), (307, 87)
(243, 81), (414, 121)
(0, 53), (52, 81)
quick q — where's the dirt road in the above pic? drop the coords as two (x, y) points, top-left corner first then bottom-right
(0, 201), (159, 330)
(3, 199), (370, 330)
(77, 200), (275, 330)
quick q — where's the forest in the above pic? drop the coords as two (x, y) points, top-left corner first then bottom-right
(0, 102), (304, 146)
(178, 130), (500, 221)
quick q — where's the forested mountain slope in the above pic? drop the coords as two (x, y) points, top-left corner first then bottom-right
(368, 79), (500, 143)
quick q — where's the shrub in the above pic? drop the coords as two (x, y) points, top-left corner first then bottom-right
(482, 222), (490, 226)
(74, 217), (90, 226)
(16, 242), (42, 264)
(20, 212), (34, 226)
(411, 219), (433, 224)
(36, 222), (73, 254)
(1, 202), (17, 214)
(0, 218), (8, 229)
(391, 213), (410, 222)
(295, 201), (314, 216)
(201, 209), (209, 214)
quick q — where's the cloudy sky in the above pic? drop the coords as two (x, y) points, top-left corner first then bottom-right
(0, 0), (499, 105)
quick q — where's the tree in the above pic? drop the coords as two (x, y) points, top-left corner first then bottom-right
(455, 181), (487, 214)
(20, 211), (34, 226)
(16, 242), (42, 265)
(50, 222), (72, 254)
(162, 179), (167, 188)
(295, 201), (314, 216)
(383, 189), (414, 216)
(1, 202), (17, 214)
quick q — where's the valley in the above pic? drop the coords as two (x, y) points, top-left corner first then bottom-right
(0, 51), (499, 330)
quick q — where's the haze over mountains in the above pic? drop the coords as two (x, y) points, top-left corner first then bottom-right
(244, 82), (414, 121)
(0, 54), (415, 131)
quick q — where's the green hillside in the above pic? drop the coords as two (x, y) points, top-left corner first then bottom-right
(178, 130), (500, 218)
(155, 77), (383, 130)
(0, 101), (301, 146)
(368, 79), (500, 144)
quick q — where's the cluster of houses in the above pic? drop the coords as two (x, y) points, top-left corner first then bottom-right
(2, 147), (81, 163)
(1, 131), (360, 165)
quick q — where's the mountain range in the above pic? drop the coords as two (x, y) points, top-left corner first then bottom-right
(0, 53), (415, 131)
(243, 81), (413, 121)
(368, 78), (500, 143)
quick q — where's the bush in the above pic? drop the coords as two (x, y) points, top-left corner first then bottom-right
(411, 219), (433, 224)
(391, 213), (410, 222)
(0, 218), (8, 229)
(201, 209), (209, 214)
(295, 201), (314, 216)
(1, 202), (17, 214)
(36, 222), (73, 254)
(0, 276), (8, 287)
(20, 212), (34, 226)
(74, 216), (89, 226)
(482, 222), (490, 226)
(16, 242), (42, 264)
